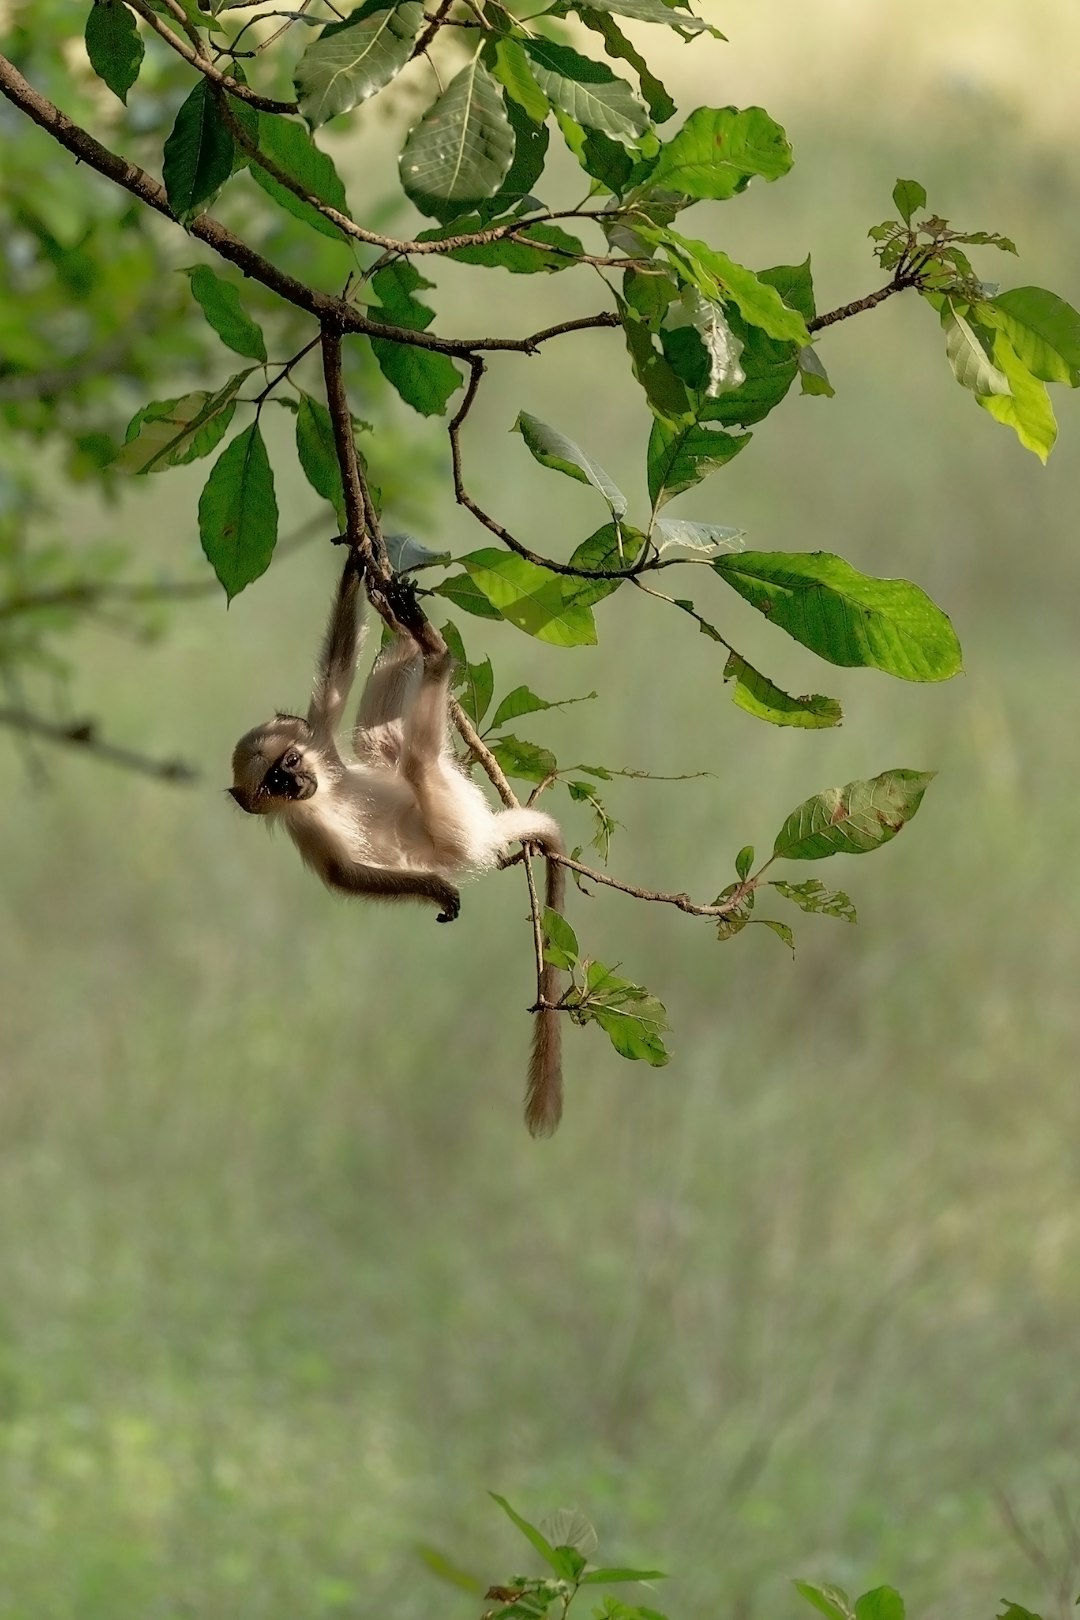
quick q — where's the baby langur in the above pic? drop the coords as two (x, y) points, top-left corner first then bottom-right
(229, 553), (567, 1136)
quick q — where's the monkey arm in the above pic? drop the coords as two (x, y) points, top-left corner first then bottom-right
(307, 554), (364, 741)
(323, 855), (460, 923)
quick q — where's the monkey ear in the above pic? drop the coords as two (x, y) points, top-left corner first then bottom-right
(228, 785), (255, 814)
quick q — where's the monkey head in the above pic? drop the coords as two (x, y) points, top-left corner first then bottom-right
(229, 714), (319, 815)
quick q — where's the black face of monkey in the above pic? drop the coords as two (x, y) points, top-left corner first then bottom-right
(229, 719), (318, 815)
(263, 746), (317, 803)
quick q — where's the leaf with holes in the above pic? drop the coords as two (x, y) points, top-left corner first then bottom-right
(523, 38), (648, 144)
(459, 550), (597, 645)
(772, 878), (856, 922)
(773, 769), (934, 861)
(654, 519), (743, 553)
(713, 550), (962, 682)
(400, 59), (515, 217)
(514, 412), (627, 518)
(723, 652), (842, 729)
(198, 422), (279, 600)
(114, 372), (253, 474)
(294, 0), (424, 127)
(85, 0), (144, 104)
(163, 79), (236, 222)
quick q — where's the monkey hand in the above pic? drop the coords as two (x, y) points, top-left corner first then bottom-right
(434, 882), (461, 924)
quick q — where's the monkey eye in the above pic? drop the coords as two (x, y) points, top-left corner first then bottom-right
(283, 750), (301, 769)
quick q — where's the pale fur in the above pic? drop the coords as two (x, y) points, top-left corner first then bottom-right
(230, 557), (566, 1135)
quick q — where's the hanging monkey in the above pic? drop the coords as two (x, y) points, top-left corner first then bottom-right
(229, 553), (566, 1135)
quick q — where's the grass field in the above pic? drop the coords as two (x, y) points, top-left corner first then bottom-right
(2, 6), (1080, 1618)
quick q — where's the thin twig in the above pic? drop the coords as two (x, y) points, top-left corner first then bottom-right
(521, 849), (547, 1012)
(807, 274), (920, 333)
(411, 0), (455, 59)
(0, 707), (197, 780)
(125, 0), (298, 112)
(502, 848), (749, 919)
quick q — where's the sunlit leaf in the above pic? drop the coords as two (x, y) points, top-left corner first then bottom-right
(942, 304), (1009, 396)
(976, 327), (1057, 461)
(647, 105), (792, 200)
(982, 286), (1080, 386)
(892, 178), (926, 224)
(723, 652), (842, 728)
(654, 519), (743, 552)
(648, 418), (749, 509)
(114, 371), (253, 474)
(460, 549), (597, 645)
(713, 550), (962, 682)
(773, 768), (935, 861)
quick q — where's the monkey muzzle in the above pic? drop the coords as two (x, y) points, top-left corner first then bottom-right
(264, 759), (317, 803)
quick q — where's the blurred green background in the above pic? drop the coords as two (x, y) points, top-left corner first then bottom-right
(2, 4), (1080, 1617)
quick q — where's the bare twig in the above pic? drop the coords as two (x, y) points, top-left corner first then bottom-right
(521, 849), (548, 1011)
(411, 0), (456, 59)
(502, 847), (749, 919)
(808, 273), (922, 333)
(0, 706), (197, 780)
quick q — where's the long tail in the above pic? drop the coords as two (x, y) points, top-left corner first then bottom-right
(524, 846), (566, 1137)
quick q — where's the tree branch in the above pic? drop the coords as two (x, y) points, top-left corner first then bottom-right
(0, 55), (618, 361)
(0, 707), (197, 781)
(125, 0), (298, 113)
(501, 847), (750, 919)
(808, 273), (921, 333)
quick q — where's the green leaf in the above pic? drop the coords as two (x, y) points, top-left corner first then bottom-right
(400, 59), (515, 215)
(976, 327), (1057, 461)
(723, 652), (842, 728)
(983, 286), (1080, 385)
(771, 878), (856, 922)
(734, 845), (754, 880)
(542, 908), (580, 970)
(581, 964), (670, 1065)
(84, 0), (144, 104)
(647, 105), (792, 201)
(514, 412), (627, 518)
(579, 1569), (668, 1587)
(371, 339), (462, 416)
(891, 178), (926, 223)
(295, 394), (345, 523)
(556, 113), (637, 192)
(414, 1544), (484, 1596)
(854, 1589), (905, 1620)
(480, 93), (549, 216)
(713, 550), (963, 682)
(250, 112), (353, 240)
(566, 779), (618, 859)
(491, 37), (549, 124)
(490, 735), (559, 782)
(798, 346), (834, 396)
(183, 265), (267, 362)
(754, 917), (794, 953)
(618, 299), (694, 420)
(420, 220), (586, 274)
(523, 38), (649, 144)
(459, 549), (597, 645)
(488, 1496), (562, 1572)
(647, 418), (749, 509)
(564, 522), (644, 606)
(113, 371), (252, 474)
(163, 79), (235, 223)
(294, 0), (424, 127)
(578, 12), (675, 123)
(456, 655), (494, 726)
(942, 304), (1010, 396)
(713, 882), (753, 941)
(433, 573), (503, 620)
(649, 228), (811, 344)
(794, 1583), (856, 1620)
(386, 532), (450, 571)
(773, 768), (935, 862)
(573, 0), (720, 35)
(490, 684), (596, 730)
(198, 422), (279, 600)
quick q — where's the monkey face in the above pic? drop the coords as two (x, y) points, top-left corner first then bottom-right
(229, 717), (318, 815)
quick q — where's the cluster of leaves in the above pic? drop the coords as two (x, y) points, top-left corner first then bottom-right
(4, 0), (1079, 1084)
(422, 1497), (1061, 1620)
